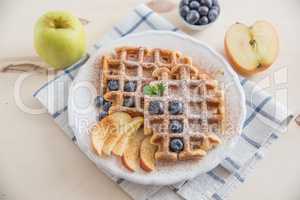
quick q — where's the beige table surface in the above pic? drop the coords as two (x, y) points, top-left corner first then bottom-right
(0, 0), (300, 199)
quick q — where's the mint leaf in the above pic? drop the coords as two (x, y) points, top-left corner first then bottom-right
(143, 83), (165, 96)
(156, 83), (166, 96)
(143, 85), (155, 96)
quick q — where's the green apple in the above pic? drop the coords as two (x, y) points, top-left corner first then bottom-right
(34, 11), (86, 69)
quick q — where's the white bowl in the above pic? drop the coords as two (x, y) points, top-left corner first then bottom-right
(68, 31), (246, 185)
(178, 5), (220, 31)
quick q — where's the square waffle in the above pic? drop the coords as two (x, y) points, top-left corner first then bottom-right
(100, 47), (191, 116)
(144, 64), (224, 161)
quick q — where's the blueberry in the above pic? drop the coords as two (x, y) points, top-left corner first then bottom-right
(169, 138), (184, 152)
(211, 5), (220, 14)
(169, 120), (183, 133)
(212, 0), (219, 6)
(198, 16), (209, 25)
(148, 101), (164, 115)
(198, 6), (209, 16)
(180, 0), (190, 7)
(186, 10), (200, 25)
(189, 1), (200, 9)
(169, 101), (184, 115)
(200, 0), (212, 8)
(108, 80), (119, 91)
(180, 6), (190, 17)
(123, 96), (135, 107)
(103, 101), (112, 112)
(98, 111), (108, 121)
(95, 96), (104, 107)
(124, 81), (137, 92)
(208, 9), (218, 22)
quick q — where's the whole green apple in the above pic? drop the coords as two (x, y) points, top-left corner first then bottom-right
(34, 11), (86, 69)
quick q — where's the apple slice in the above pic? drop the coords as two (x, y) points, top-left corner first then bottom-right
(101, 112), (132, 156)
(112, 117), (144, 156)
(225, 21), (279, 76)
(91, 122), (109, 156)
(140, 136), (158, 172)
(121, 129), (146, 172)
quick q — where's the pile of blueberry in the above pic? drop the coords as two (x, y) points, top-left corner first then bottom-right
(95, 96), (112, 121)
(179, 0), (220, 26)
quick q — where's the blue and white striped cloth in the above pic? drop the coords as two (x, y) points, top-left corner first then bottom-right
(34, 4), (293, 200)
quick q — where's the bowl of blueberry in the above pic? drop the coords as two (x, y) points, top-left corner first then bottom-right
(179, 0), (220, 30)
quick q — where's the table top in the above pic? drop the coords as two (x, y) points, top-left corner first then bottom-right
(1, 0), (300, 200)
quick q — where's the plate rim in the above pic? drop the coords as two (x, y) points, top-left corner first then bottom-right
(68, 30), (246, 185)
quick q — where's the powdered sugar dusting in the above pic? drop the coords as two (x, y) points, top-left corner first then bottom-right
(68, 31), (246, 185)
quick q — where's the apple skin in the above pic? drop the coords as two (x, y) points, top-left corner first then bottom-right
(34, 11), (86, 69)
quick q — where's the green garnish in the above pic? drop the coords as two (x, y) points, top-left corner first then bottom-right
(143, 83), (165, 96)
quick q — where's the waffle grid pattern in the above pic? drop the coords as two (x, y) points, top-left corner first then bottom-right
(144, 65), (224, 161)
(101, 47), (191, 116)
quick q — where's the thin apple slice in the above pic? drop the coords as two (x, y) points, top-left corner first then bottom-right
(112, 117), (144, 156)
(140, 136), (158, 172)
(121, 129), (146, 172)
(101, 112), (132, 156)
(225, 20), (279, 76)
(91, 122), (109, 156)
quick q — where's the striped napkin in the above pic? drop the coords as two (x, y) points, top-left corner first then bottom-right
(33, 4), (293, 200)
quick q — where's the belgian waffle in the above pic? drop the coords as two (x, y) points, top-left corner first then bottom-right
(100, 47), (191, 116)
(144, 64), (225, 161)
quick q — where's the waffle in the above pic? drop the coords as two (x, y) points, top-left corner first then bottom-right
(100, 47), (192, 116)
(144, 64), (225, 161)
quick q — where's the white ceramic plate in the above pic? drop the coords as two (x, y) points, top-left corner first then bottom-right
(68, 31), (246, 185)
